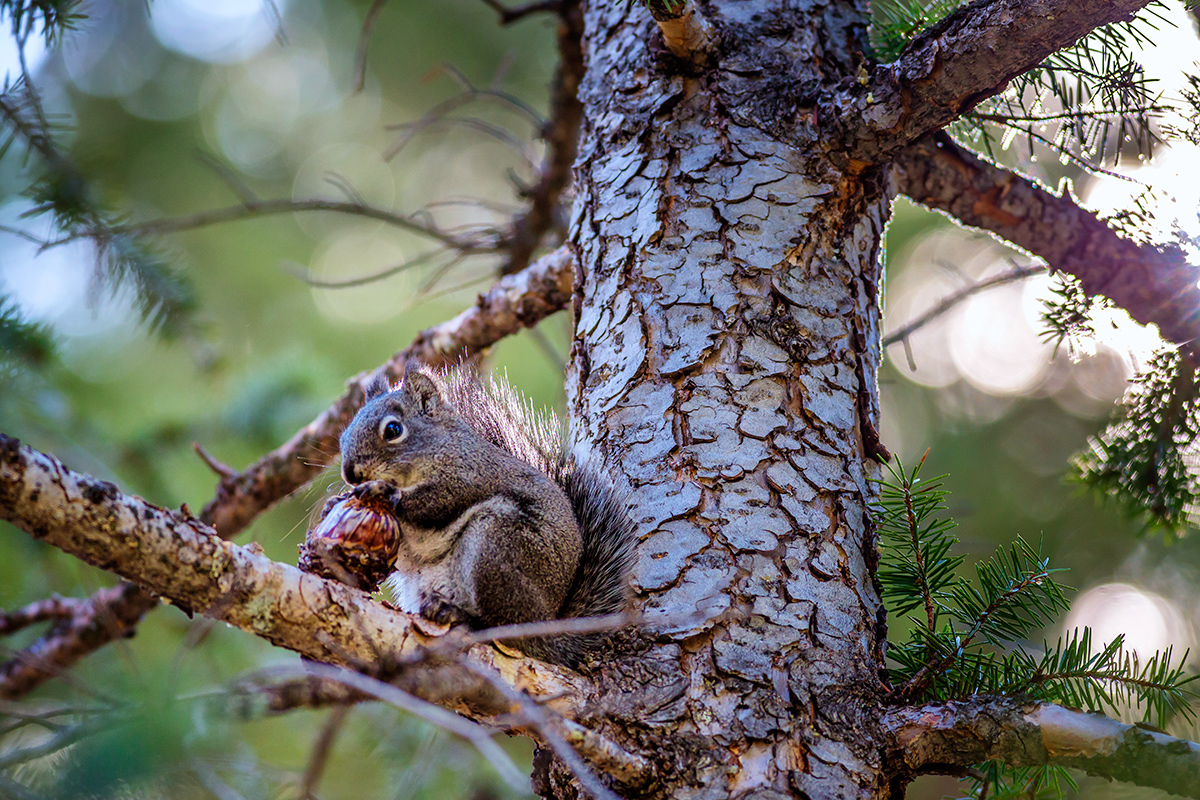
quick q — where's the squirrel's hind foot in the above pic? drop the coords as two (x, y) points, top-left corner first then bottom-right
(419, 593), (472, 627)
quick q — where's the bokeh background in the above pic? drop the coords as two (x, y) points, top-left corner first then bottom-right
(1, 1), (1199, 798)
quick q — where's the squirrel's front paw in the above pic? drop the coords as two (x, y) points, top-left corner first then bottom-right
(351, 480), (402, 512)
(419, 594), (470, 626)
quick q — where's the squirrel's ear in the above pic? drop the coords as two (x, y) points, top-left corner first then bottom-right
(365, 369), (395, 400)
(400, 362), (444, 413)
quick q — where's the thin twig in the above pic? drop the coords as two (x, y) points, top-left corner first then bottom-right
(478, 0), (561, 24)
(385, 66), (543, 161)
(464, 661), (625, 800)
(883, 263), (1047, 358)
(193, 443), (236, 479)
(300, 705), (350, 799)
(40, 199), (488, 253)
(191, 761), (252, 800)
(262, 662), (528, 792)
(499, 0), (583, 276)
(353, 0), (390, 92)
(194, 150), (259, 205)
(465, 613), (629, 647)
(281, 249), (443, 289)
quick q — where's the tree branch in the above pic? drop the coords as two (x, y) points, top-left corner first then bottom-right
(893, 134), (1200, 347)
(884, 698), (1200, 797)
(478, 0), (561, 25)
(499, 0), (584, 276)
(44, 198), (484, 254)
(829, 0), (1152, 163)
(0, 434), (583, 718)
(0, 584), (152, 700)
(0, 245), (575, 700)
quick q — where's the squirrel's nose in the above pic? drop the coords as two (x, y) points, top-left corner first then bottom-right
(341, 458), (362, 486)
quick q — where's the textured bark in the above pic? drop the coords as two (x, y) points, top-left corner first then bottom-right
(827, 0), (1153, 162)
(884, 699), (1200, 798)
(559, 3), (892, 797)
(894, 134), (1200, 346)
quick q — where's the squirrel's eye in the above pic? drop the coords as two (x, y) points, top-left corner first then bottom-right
(380, 418), (405, 442)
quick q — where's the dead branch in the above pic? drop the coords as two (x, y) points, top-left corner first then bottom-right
(0, 596), (86, 636)
(464, 661), (634, 800)
(277, 662), (528, 791)
(893, 133), (1200, 346)
(884, 698), (1200, 797)
(385, 66), (543, 161)
(0, 246), (574, 701)
(298, 705), (349, 799)
(828, 0), (1154, 163)
(0, 583), (154, 700)
(352, 0), (390, 92)
(499, 0), (584, 276)
(224, 674), (371, 716)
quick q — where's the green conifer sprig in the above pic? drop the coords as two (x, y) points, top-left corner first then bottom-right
(876, 459), (1198, 800)
(967, 763), (1078, 800)
(1, 79), (196, 338)
(1073, 347), (1200, 533)
(869, 0), (960, 61)
(0, 0), (83, 44)
(875, 452), (964, 622)
(0, 296), (53, 369)
(1040, 275), (1111, 356)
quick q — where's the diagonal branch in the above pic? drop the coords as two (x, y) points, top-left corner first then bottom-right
(827, 0), (1152, 163)
(883, 262), (1048, 355)
(893, 133), (1200, 347)
(0, 434), (583, 718)
(884, 697), (1200, 797)
(0, 245), (576, 700)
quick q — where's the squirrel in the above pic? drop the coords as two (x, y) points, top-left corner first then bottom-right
(338, 362), (636, 666)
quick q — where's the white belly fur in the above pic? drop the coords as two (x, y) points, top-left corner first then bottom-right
(385, 570), (422, 614)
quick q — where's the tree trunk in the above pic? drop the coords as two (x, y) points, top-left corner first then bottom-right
(560, 2), (895, 796)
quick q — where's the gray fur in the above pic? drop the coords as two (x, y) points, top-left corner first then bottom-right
(339, 363), (636, 666)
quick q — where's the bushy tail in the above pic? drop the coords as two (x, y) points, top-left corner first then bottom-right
(435, 367), (637, 666)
